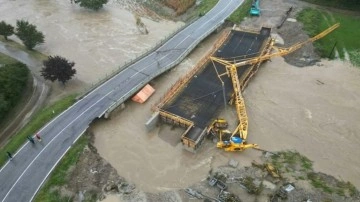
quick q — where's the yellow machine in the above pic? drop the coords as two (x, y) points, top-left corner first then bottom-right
(206, 118), (228, 140)
(210, 23), (339, 152)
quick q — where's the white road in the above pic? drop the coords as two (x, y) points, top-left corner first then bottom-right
(0, 0), (244, 201)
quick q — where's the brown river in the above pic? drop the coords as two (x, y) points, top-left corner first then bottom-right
(1, 0), (360, 199)
(0, 0), (183, 84)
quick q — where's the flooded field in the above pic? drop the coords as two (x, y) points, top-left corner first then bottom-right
(2, 0), (359, 200)
(94, 30), (360, 194)
(92, 32), (243, 193)
(246, 57), (360, 189)
(0, 0), (183, 85)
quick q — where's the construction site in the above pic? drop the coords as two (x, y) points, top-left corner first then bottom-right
(4, 0), (357, 201)
(150, 23), (339, 154)
(92, 20), (360, 201)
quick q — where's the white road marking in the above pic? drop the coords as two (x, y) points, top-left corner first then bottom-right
(97, 0), (235, 117)
(28, 127), (88, 202)
(129, 0), (234, 78)
(1, 0), (236, 176)
(28, 146), (71, 202)
(1, 91), (113, 202)
(0, 0), (241, 200)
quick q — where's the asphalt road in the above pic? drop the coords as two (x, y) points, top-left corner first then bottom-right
(0, 0), (243, 201)
(0, 42), (50, 147)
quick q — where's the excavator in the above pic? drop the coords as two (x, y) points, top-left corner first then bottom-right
(250, 0), (261, 16)
(210, 23), (340, 152)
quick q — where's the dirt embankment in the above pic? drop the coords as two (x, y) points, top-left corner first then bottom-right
(161, 0), (196, 15)
(4, 0), (358, 201)
(61, 134), (360, 202)
(93, 0), (360, 201)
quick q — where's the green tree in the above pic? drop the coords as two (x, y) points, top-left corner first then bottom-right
(0, 21), (14, 40)
(73, 0), (108, 10)
(15, 20), (44, 50)
(41, 56), (76, 85)
(0, 62), (29, 121)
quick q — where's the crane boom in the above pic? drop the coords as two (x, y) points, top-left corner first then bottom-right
(210, 23), (339, 152)
(219, 23), (340, 67)
(228, 65), (248, 140)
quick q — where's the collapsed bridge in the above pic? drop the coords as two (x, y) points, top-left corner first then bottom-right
(153, 27), (272, 152)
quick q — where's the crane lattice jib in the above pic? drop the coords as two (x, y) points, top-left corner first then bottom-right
(209, 56), (249, 140)
(228, 65), (248, 140)
(226, 23), (340, 68)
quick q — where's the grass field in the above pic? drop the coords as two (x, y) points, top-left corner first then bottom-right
(0, 95), (77, 167)
(297, 7), (360, 66)
(227, 0), (252, 23)
(196, 0), (218, 16)
(34, 134), (89, 202)
(300, 0), (360, 11)
(0, 53), (18, 65)
(195, 0), (252, 23)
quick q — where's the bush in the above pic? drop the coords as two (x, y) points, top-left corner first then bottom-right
(0, 62), (29, 121)
(73, 0), (108, 10)
(0, 21), (14, 40)
(15, 20), (45, 50)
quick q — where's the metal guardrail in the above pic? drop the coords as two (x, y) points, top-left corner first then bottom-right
(78, 17), (200, 101)
(153, 29), (231, 111)
(101, 18), (227, 118)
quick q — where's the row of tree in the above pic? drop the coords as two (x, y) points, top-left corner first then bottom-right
(0, 0), (110, 47)
(0, 0), (111, 87)
(0, 57), (76, 124)
(0, 20), (77, 85)
(0, 20), (44, 50)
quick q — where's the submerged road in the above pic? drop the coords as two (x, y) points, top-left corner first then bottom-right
(0, 0), (243, 201)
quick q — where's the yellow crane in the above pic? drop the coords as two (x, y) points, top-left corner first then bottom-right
(210, 23), (340, 152)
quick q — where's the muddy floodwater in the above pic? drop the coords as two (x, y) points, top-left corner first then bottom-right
(2, 0), (360, 197)
(93, 33), (246, 192)
(94, 55), (360, 193)
(0, 0), (183, 85)
(247, 58), (360, 188)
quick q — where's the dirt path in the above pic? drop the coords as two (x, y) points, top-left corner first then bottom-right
(0, 0), (184, 144)
(0, 42), (50, 147)
(0, 0), (184, 102)
(2, 0), (359, 201)
(0, 75), (49, 147)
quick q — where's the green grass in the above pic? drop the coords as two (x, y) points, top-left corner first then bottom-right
(0, 53), (18, 65)
(297, 7), (360, 66)
(271, 150), (313, 171)
(34, 134), (89, 202)
(227, 0), (252, 23)
(0, 95), (77, 167)
(300, 0), (360, 11)
(307, 172), (334, 194)
(336, 181), (359, 197)
(176, 0), (219, 22)
(300, 155), (313, 170)
(270, 151), (359, 197)
(196, 0), (219, 16)
(298, 176), (305, 180)
(0, 36), (48, 62)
